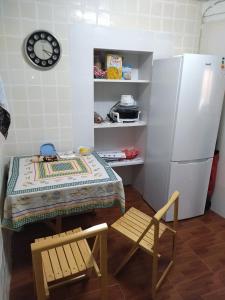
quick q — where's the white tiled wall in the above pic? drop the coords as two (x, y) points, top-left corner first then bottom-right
(199, 0), (225, 219)
(0, 0), (202, 161)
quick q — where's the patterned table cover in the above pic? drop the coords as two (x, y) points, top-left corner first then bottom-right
(1, 152), (125, 231)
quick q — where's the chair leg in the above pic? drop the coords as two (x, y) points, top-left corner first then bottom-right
(100, 231), (108, 300)
(152, 233), (176, 298)
(114, 245), (139, 276)
(32, 254), (47, 300)
(55, 216), (62, 233)
(151, 249), (158, 300)
(92, 235), (100, 258)
(172, 232), (176, 262)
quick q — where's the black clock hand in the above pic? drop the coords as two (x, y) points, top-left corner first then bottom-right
(41, 43), (46, 59)
(43, 49), (52, 56)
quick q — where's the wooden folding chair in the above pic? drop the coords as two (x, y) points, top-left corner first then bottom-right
(31, 223), (108, 300)
(111, 191), (179, 299)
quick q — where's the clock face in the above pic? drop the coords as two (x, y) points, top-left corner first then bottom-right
(24, 30), (61, 70)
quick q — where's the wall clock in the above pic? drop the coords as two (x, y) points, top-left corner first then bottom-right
(24, 30), (61, 70)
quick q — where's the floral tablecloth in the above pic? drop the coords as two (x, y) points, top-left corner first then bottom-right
(2, 152), (125, 231)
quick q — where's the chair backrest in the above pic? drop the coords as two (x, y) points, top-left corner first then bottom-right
(154, 190), (179, 227)
(135, 191), (179, 247)
(152, 190), (179, 253)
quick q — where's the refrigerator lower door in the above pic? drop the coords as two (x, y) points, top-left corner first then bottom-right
(166, 158), (213, 221)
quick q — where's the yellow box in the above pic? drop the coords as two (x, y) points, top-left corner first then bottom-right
(106, 54), (122, 79)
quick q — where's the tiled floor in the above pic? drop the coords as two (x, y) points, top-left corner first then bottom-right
(10, 186), (225, 300)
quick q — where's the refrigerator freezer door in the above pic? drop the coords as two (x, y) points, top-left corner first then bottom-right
(172, 55), (225, 161)
(166, 158), (213, 221)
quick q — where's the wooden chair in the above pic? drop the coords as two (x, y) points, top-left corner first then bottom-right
(31, 223), (108, 300)
(111, 191), (179, 299)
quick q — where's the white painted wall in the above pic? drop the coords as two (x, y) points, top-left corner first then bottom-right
(200, 0), (225, 218)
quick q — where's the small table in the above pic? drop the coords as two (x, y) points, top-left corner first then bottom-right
(2, 152), (125, 231)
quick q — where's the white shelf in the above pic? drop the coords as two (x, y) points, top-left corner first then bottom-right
(108, 157), (144, 167)
(94, 79), (150, 83)
(94, 120), (147, 128)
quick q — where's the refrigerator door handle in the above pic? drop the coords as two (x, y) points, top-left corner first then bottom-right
(172, 158), (212, 164)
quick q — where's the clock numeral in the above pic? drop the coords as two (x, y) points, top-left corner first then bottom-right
(34, 34), (39, 40)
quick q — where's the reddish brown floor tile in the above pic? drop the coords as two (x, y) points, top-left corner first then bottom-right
(202, 287), (225, 300)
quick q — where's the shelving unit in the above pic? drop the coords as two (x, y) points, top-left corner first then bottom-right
(108, 157), (144, 167)
(94, 79), (150, 83)
(94, 120), (147, 129)
(71, 24), (173, 196)
(94, 48), (152, 171)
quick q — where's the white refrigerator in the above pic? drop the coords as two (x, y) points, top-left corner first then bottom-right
(144, 54), (225, 221)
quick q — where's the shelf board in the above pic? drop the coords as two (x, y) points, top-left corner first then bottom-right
(94, 79), (150, 83)
(108, 157), (144, 167)
(94, 120), (147, 128)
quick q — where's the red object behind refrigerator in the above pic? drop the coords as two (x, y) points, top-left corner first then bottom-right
(208, 151), (219, 198)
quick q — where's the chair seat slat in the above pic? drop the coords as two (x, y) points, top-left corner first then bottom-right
(48, 248), (63, 280)
(116, 217), (156, 245)
(66, 229), (87, 272)
(139, 239), (161, 258)
(70, 243), (87, 271)
(55, 246), (72, 278)
(126, 210), (151, 227)
(130, 207), (152, 222)
(118, 217), (144, 235)
(49, 232), (71, 278)
(139, 238), (154, 252)
(41, 251), (55, 282)
(57, 232), (79, 275)
(63, 243), (79, 274)
(129, 208), (167, 236)
(111, 222), (139, 242)
(35, 236), (53, 242)
(125, 213), (147, 229)
(127, 209), (167, 238)
(72, 228), (94, 269)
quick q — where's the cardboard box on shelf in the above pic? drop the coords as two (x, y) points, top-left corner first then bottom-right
(106, 54), (122, 79)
